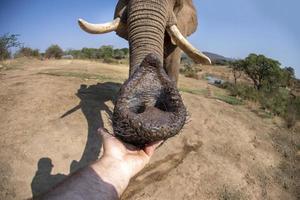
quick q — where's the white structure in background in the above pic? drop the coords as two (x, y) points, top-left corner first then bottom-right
(62, 55), (74, 59)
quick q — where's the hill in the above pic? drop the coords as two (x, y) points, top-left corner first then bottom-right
(203, 52), (235, 64)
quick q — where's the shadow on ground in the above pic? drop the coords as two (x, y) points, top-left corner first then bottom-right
(31, 82), (121, 198)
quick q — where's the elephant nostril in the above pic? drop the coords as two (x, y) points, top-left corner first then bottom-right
(155, 101), (168, 112)
(136, 105), (146, 114)
(130, 93), (170, 115)
(131, 104), (146, 114)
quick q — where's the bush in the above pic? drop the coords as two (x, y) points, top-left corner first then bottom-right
(15, 47), (40, 58)
(284, 97), (300, 128)
(220, 82), (259, 101)
(221, 82), (299, 127)
(103, 57), (118, 64)
(45, 45), (63, 59)
(179, 63), (201, 79)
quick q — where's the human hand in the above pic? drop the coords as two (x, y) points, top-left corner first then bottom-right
(91, 128), (162, 196)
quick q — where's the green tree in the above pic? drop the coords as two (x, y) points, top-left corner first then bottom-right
(281, 67), (295, 88)
(113, 49), (125, 59)
(81, 48), (93, 59)
(45, 44), (63, 59)
(15, 47), (40, 58)
(99, 45), (113, 59)
(120, 48), (129, 57)
(0, 33), (21, 60)
(65, 49), (82, 59)
(234, 54), (282, 90)
(229, 60), (243, 85)
(284, 67), (295, 77)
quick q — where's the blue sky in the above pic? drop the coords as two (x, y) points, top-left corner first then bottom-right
(1, 0), (299, 77)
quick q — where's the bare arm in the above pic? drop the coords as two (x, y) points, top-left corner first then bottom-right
(42, 129), (161, 200)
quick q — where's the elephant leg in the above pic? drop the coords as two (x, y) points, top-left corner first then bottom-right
(164, 47), (182, 85)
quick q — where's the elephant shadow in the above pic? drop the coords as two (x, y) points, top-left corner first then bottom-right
(31, 82), (121, 199)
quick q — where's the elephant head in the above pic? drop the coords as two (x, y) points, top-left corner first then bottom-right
(78, 0), (211, 146)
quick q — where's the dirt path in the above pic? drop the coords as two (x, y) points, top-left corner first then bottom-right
(0, 59), (299, 199)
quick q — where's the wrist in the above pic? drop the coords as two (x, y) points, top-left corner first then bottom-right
(91, 156), (131, 196)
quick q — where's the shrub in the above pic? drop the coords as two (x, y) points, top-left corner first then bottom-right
(221, 82), (299, 127)
(284, 97), (300, 128)
(220, 82), (259, 101)
(103, 57), (118, 64)
(45, 45), (63, 59)
(15, 47), (40, 58)
(215, 95), (243, 105)
(179, 63), (201, 79)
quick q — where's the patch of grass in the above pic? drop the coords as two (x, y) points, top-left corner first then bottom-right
(179, 63), (201, 79)
(38, 71), (125, 83)
(180, 88), (209, 96)
(215, 94), (243, 105)
(0, 62), (23, 71)
(180, 88), (242, 106)
(251, 109), (273, 119)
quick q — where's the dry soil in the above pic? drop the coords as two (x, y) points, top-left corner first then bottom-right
(0, 58), (299, 200)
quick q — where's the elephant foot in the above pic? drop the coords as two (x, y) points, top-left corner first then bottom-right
(113, 54), (187, 147)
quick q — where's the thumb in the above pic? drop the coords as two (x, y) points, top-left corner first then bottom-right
(144, 141), (163, 157)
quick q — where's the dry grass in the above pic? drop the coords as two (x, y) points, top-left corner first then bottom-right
(38, 70), (125, 83)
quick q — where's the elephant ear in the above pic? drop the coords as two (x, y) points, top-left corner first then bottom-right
(174, 0), (198, 37)
(114, 0), (129, 19)
(114, 0), (129, 40)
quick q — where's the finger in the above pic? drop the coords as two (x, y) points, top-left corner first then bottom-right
(144, 141), (163, 157)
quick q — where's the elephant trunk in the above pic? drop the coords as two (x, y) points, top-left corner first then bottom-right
(113, 0), (187, 146)
(128, 0), (168, 75)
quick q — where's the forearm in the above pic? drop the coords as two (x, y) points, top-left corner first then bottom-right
(41, 128), (160, 200)
(42, 163), (122, 200)
(91, 156), (131, 196)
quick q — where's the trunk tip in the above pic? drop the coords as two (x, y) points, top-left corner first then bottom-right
(141, 53), (163, 70)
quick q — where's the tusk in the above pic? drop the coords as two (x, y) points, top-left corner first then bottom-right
(78, 17), (121, 34)
(167, 25), (211, 65)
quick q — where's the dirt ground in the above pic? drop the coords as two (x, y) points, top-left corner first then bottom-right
(0, 58), (299, 200)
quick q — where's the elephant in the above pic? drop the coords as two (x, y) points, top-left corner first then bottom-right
(78, 0), (211, 146)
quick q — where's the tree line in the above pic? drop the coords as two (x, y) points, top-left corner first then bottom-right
(0, 33), (129, 60)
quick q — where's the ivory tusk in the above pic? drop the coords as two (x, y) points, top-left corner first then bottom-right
(167, 25), (211, 65)
(78, 17), (121, 34)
